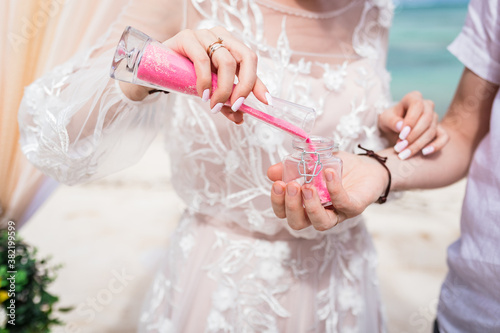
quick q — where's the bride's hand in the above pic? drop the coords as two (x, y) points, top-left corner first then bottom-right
(121, 27), (270, 124)
(267, 152), (389, 231)
(165, 27), (270, 124)
(378, 91), (449, 160)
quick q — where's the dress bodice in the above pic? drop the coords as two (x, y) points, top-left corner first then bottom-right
(166, 0), (393, 237)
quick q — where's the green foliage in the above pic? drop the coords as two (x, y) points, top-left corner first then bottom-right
(0, 230), (72, 332)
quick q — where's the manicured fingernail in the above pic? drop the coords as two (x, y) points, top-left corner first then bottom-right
(273, 183), (283, 195)
(325, 169), (333, 182)
(202, 89), (210, 102)
(231, 97), (245, 112)
(422, 146), (435, 156)
(211, 102), (223, 114)
(287, 185), (297, 196)
(399, 126), (411, 140)
(394, 140), (408, 153)
(265, 92), (273, 106)
(396, 120), (403, 132)
(302, 187), (313, 200)
(398, 149), (411, 160)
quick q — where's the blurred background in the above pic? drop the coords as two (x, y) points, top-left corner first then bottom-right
(3, 0), (470, 332)
(388, 0), (469, 117)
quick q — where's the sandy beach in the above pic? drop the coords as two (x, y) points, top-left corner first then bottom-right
(19, 136), (465, 333)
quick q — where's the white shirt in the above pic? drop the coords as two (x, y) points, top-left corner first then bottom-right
(438, 0), (500, 332)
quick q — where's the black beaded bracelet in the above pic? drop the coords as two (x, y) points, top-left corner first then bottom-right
(148, 89), (170, 95)
(357, 144), (392, 204)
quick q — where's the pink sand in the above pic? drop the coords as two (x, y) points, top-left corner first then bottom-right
(137, 43), (309, 140)
(306, 141), (331, 205)
(315, 175), (331, 205)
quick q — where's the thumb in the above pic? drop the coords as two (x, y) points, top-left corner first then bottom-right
(379, 108), (404, 134)
(324, 168), (362, 222)
(324, 168), (349, 211)
(253, 77), (272, 106)
(267, 162), (283, 181)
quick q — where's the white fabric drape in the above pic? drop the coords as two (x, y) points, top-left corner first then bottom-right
(0, 0), (128, 226)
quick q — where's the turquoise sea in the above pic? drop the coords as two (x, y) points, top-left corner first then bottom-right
(387, 3), (469, 117)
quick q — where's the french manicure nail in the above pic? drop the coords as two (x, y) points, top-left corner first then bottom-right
(422, 146), (435, 156)
(273, 183), (284, 195)
(325, 170), (333, 182)
(231, 97), (245, 112)
(287, 185), (298, 196)
(398, 149), (411, 160)
(302, 187), (313, 200)
(211, 102), (223, 114)
(399, 126), (411, 140)
(202, 89), (210, 102)
(394, 140), (409, 153)
(396, 120), (403, 132)
(265, 92), (273, 106)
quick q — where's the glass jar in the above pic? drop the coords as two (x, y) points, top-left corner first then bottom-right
(282, 137), (342, 207)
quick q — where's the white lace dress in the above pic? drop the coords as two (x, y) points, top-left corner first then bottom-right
(18, 0), (394, 331)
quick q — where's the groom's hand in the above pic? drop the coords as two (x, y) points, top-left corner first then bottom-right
(267, 152), (389, 231)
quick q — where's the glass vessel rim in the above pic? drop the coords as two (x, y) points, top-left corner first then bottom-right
(292, 136), (338, 152)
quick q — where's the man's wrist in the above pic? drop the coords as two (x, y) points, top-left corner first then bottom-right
(357, 146), (392, 203)
(356, 154), (390, 203)
(377, 148), (406, 192)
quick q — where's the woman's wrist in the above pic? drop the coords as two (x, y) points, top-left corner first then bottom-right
(119, 81), (152, 101)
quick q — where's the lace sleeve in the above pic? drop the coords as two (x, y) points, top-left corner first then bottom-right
(18, 0), (184, 185)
